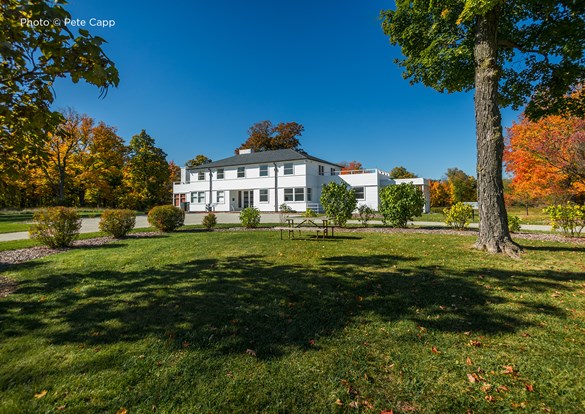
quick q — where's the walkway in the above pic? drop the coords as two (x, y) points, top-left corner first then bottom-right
(0, 213), (553, 242)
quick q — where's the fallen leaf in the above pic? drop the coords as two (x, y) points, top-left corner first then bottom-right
(245, 349), (256, 357)
(501, 365), (515, 375)
(182, 341), (190, 348)
(469, 340), (482, 347)
(117, 409), (127, 414)
(496, 385), (509, 392)
(380, 410), (394, 414)
(349, 401), (359, 408)
(34, 390), (47, 399)
(466, 357), (473, 366)
(512, 402), (528, 409)
(485, 395), (495, 402)
(521, 332), (531, 337)
(309, 339), (315, 345)
(431, 346), (440, 354)
(467, 373), (478, 383)
(226, 371), (234, 378)
(56, 406), (66, 411)
(335, 399), (343, 406)
(481, 384), (492, 392)
(525, 383), (534, 392)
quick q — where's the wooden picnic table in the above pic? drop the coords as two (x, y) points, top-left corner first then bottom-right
(279, 215), (334, 239)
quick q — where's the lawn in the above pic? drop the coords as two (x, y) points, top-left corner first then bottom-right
(416, 206), (551, 226)
(0, 230), (583, 413)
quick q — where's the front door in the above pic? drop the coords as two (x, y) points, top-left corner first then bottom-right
(239, 190), (254, 209)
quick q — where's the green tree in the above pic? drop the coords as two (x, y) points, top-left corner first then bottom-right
(0, 0), (119, 179)
(445, 168), (477, 203)
(381, 1), (584, 255)
(121, 130), (170, 210)
(389, 166), (417, 179)
(379, 183), (425, 228)
(236, 121), (304, 153)
(320, 182), (357, 227)
(186, 155), (212, 168)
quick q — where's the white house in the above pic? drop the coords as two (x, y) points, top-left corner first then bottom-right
(172, 148), (431, 213)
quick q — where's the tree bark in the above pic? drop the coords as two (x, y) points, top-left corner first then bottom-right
(474, 10), (521, 256)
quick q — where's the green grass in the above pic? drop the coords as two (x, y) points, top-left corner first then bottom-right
(0, 231), (584, 413)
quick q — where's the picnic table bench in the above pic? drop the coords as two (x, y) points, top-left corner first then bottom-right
(275, 215), (334, 240)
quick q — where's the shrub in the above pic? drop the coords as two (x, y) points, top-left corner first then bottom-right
(443, 202), (473, 230)
(303, 208), (317, 218)
(379, 183), (425, 228)
(357, 205), (375, 227)
(99, 209), (136, 238)
(279, 203), (294, 224)
(29, 207), (82, 248)
(508, 215), (521, 233)
(240, 207), (261, 228)
(320, 182), (357, 227)
(147, 205), (185, 232)
(202, 213), (217, 230)
(544, 202), (585, 237)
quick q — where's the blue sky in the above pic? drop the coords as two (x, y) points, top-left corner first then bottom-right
(52, 0), (521, 179)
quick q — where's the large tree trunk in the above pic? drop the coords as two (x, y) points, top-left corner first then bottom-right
(473, 10), (521, 256)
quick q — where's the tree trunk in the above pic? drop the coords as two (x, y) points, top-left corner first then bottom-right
(473, 10), (521, 256)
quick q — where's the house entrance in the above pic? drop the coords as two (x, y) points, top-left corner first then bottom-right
(239, 190), (254, 209)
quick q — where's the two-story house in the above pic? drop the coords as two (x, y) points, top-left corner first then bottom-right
(172, 148), (431, 213)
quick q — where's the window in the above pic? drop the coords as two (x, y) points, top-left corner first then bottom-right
(331, 168), (336, 175)
(284, 188), (306, 202)
(295, 188), (304, 201)
(284, 188), (293, 202)
(307, 188), (312, 202)
(198, 171), (205, 180)
(284, 163), (293, 175)
(237, 167), (245, 178)
(354, 187), (365, 200)
(173, 193), (186, 207)
(259, 189), (268, 202)
(318, 165), (324, 176)
(191, 192), (205, 204)
(216, 169), (224, 179)
(259, 165), (268, 177)
(216, 191), (224, 203)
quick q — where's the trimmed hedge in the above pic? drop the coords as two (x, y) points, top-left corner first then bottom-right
(148, 205), (185, 232)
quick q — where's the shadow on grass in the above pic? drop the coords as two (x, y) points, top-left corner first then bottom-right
(519, 243), (585, 253)
(1, 252), (582, 361)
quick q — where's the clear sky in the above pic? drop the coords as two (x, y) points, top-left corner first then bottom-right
(52, 0), (521, 179)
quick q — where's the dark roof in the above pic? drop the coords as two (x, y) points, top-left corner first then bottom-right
(188, 148), (342, 169)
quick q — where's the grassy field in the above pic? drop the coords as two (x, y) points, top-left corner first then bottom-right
(414, 206), (551, 225)
(0, 230), (584, 413)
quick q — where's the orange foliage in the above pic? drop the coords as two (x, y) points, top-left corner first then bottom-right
(340, 161), (363, 175)
(504, 115), (585, 203)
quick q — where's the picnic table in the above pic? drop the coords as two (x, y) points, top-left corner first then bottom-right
(275, 215), (334, 240)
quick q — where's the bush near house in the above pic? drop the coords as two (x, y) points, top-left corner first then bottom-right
(99, 209), (136, 238)
(29, 207), (82, 248)
(544, 202), (585, 237)
(379, 183), (424, 228)
(240, 207), (261, 228)
(303, 208), (317, 218)
(357, 205), (375, 227)
(444, 202), (473, 230)
(147, 205), (185, 232)
(320, 182), (357, 227)
(202, 213), (217, 230)
(279, 203), (294, 224)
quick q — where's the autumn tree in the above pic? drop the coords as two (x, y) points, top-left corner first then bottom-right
(445, 168), (477, 203)
(382, 1), (585, 255)
(186, 155), (212, 168)
(81, 122), (127, 207)
(236, 121), (304, 153)
(121, 130), (170, 210)
(0, 0), (118, 180)
(504, 114), (585, 205)
(430, 180), (452, 207)
(389, 166), (417, 179)
(340, 161), (364, 174)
